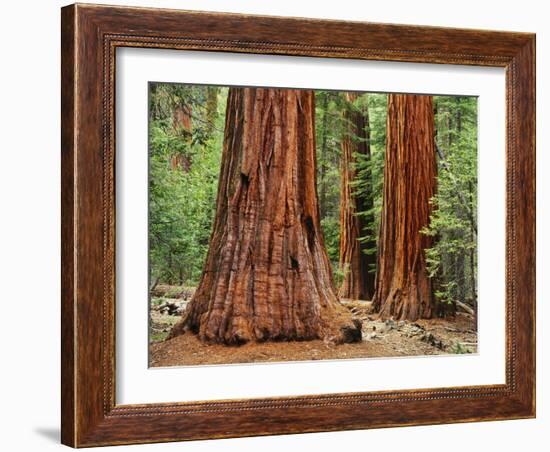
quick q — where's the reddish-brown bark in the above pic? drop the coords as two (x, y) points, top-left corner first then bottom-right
(372, 94), (436, 321)
(172, 104), (192, 133)
(338, 92), (376, 301)
(170, 104), (192, 171)
(205, 86), (219, 138)
(169, 87), (361, 344)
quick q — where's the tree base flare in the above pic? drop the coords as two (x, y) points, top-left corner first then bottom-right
(167, 306), (362, 345)
(375, 288), (433, 322)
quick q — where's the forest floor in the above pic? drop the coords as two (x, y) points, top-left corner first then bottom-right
(149, 288), (477, 367)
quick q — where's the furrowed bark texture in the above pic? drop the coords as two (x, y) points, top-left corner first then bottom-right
(338, 92), (376, 301)
(372, 94), (436, 321)
(169, 87), (361, 344)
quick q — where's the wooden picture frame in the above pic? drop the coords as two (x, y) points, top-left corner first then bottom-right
(61, 3), (535, 447)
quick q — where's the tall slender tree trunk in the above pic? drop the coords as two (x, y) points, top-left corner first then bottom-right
(169, 87), (361, 344)
(318, 93), (330, 219)
(454, 99), (465, 308)
(171, 103), (192, 171)
(205, 86), (219, 138)
(338, 92), (375, 300)
(468, 180), (478, 330)
(432, 101), (447, 316)
(372, 94), (436, 321)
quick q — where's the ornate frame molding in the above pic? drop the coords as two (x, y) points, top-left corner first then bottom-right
(62, 4), (535, 447)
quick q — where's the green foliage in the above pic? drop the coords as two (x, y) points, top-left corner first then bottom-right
(352, 93), (387, 266)
(332, 264), (347, 289)
(449, 342), (473, 354)
(149, 83), (226, 287)
(424, 96), (478, 308)
(315, 91), (387, 278)
(315, 91), (345, 268)
(320, 216), (341, 264)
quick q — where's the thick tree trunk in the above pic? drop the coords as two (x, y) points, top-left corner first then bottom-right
(372, 94), (436, 321)
(338, 92), (375, 301)
(169, 87), (361, 344)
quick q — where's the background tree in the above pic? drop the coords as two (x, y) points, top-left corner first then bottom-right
(354, 93), (388, 269)
(314, 92), (386, 289)
(338, 92), (376, 300)
(372, 94), (437, 321)
(205, 86), (219, 138)
(169, 87), (361, 344)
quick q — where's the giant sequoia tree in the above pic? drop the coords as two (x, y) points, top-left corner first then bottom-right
(338, 92), (376, 300)
(169, 87), (361, 344)
(372, 94), (436, 321)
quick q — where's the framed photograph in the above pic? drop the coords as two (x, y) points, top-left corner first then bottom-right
(61, 3), (535, 447)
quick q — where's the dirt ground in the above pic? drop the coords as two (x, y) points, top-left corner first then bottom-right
(149, 297), (477, 367)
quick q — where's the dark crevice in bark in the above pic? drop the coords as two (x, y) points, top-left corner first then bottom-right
(303, 215), (316, 251)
